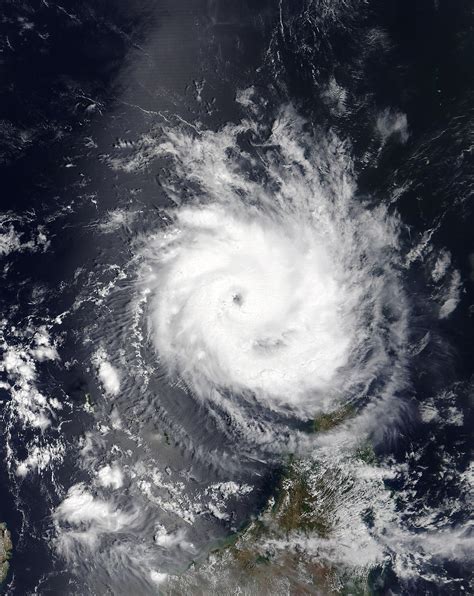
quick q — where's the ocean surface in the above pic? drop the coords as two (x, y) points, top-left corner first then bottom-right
(0, 1), (472, 594)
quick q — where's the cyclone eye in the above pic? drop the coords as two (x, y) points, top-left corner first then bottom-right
(148, 206), (355, 403)
(253, 337), (286, 353)
(232, 293), (243, 306)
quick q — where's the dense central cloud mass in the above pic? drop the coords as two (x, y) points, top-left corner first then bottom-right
(142, 105), (408, 416)
(149, 204), (355, 406)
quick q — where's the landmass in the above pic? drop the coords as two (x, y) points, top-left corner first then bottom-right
(165, 408), (379, 594)
(0, 523), (12, 584)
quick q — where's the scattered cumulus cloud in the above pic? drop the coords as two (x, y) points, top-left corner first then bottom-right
(439, 270), (462, 319)
(376, 108), (409, 144)
(0, 214), (50, 258)
(432, 250), (452, 282)
(0, 322), (61, 431)
(98, 209), (139, 233)
(93, 348), (121, 396)
(96, 464), (124, 489)
(54, 483), (135, 551)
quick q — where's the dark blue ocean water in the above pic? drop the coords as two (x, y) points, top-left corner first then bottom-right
(0, 1), (472, 594)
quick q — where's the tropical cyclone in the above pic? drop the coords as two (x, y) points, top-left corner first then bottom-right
(141, 105), (408, 418)
(147, 204), (355, 407)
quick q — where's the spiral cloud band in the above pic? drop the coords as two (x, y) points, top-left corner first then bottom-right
(150, 205), (355, 405)
(142, 105), (407, 416)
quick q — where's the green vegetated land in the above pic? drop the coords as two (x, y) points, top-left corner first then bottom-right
(312, 403), (355, 432)
(211, 457), (374, 595)
(166, 406), (380, 595)
(0, 523), (12, 584)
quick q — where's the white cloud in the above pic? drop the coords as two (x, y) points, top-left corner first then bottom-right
(432, 250), (451, 282)
(93, 349), (121, 396)
(0, 321), (61, 431)
(54, 483), (134, 553)
(153, 525), (194, 551)
(439, 270), (462, 319)
(376, 108), (409, 144)
(96, 464), (124, 489)
(0, 225), (21, 256)
(98, 361), (120, 395)
(149, 571), (168, 585)
(98, 209), (139, 233)
(138, 105), (408, 426)
(0, 214), (50, 257)
(235, 86), (256, 108)
(16, 443), (65, 477)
